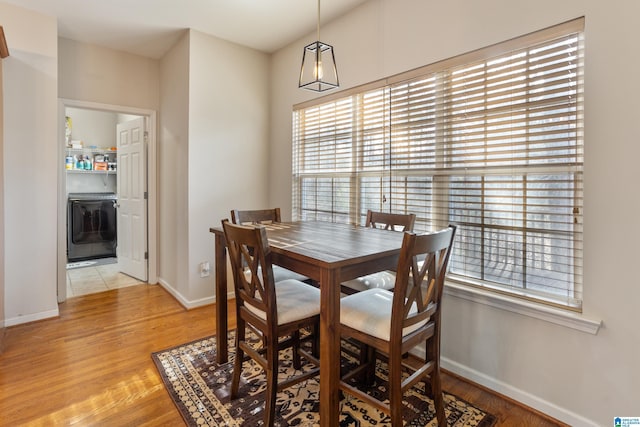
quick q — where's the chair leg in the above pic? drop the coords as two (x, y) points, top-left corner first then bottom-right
(311, 322), (319, 358)
(366, 346), (376, 384)
(358, 344), (376, 386)
(424, 338), (436, 400)
(388, 351), (404, 427)
(426, 335), (447, 426)
(431, 367), (447, 427)
(264, 342), (279, 427)
(231, 325), (246, 398)
(292, 330), (301, 370)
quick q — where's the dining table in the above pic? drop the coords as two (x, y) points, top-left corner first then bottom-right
(209, 220), (406, 427)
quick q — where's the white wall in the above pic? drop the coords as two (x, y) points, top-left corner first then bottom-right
(1, 3), (59, 326)
(269, 0), (640, 425)
(158, 31), (190, 303)
(187, 30), (270, 303)
(157, 29), (270, 306)
(58, 38), (160, 110)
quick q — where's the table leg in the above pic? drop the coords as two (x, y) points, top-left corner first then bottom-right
(319, 268), (340, 427)
(214, 232), (228, 364)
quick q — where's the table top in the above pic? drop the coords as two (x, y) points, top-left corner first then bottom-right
(211, 220), (405, 269)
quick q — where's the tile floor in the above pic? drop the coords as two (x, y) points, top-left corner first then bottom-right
(66, 258), (145, 297)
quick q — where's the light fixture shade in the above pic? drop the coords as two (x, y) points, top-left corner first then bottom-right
(299, 41), (339, 92)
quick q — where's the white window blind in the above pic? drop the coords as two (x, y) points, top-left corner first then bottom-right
(293, 18), (584, 310)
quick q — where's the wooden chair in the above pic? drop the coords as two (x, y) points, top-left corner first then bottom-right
(341, 210), (416, 294)
(339, 225), (456, 426)
(231, 208), (311, 284)
(222, 219), (320, 427)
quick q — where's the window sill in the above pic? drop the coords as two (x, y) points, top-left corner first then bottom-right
(444, 281), (602, 335)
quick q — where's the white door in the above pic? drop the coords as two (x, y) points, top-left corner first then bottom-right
(117, 117), (148, 281)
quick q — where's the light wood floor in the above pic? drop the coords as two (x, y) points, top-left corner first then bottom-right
(0, 284), (567, 426)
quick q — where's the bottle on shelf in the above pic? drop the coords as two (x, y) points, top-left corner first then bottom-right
(64, 147), (117, 173)
(83, 155), (92, 170)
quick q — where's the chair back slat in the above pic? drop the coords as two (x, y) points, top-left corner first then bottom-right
(391, 225), (456, 339)
(231, 208), (281, 225)
(222, 219), (276, 327)
(365, 210), (416, 232)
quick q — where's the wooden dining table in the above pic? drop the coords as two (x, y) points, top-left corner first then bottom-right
(209, 220), (406, 427)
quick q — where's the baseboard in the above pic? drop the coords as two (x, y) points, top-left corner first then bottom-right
(156, 278), (218, 309)
(441, 357), (599, 427)
(4, 308), (59, 327)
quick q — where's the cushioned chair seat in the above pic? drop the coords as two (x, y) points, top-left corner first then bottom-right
(245, 265), (310, 284)
(340, 288), (427, 342)
(341, 261), (426, 293)
(246, 279), (321, 325)
(340, 270), (397, 292)
(273, 265), (311, 283)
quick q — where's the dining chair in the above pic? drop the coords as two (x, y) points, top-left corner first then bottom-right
(341, 210), (416, 295)
(222, 219), (321, 427)
(231, 208), (312, 284)
(339, 225), (456, 426)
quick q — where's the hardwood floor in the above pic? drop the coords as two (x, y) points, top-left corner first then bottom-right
(0, 284), (567, 426)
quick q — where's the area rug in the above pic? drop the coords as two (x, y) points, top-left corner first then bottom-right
(152, 331), (497, 427)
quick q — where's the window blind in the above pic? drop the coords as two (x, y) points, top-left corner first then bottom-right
(293, 18), (584, 310)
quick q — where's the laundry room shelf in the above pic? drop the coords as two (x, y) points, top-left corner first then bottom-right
(65, 147), (117, 173)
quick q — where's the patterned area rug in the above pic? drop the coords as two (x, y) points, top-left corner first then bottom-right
(152, 332), (497, 426)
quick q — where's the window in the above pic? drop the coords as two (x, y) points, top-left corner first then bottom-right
(293, 18), (584, 310)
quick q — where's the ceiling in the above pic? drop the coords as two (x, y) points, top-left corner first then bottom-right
(3, 0), (370, 58)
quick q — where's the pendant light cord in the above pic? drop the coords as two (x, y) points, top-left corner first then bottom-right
(317, 0), (321, 42)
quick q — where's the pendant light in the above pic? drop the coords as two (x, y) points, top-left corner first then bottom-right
(298, 0), (339, 92)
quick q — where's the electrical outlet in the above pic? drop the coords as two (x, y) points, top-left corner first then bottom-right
(199, 261), (211, 278)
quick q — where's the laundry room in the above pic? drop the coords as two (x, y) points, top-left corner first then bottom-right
(64, 107), (145, 296)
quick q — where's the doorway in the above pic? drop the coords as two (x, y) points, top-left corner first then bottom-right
(57, 99), (157, 303)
